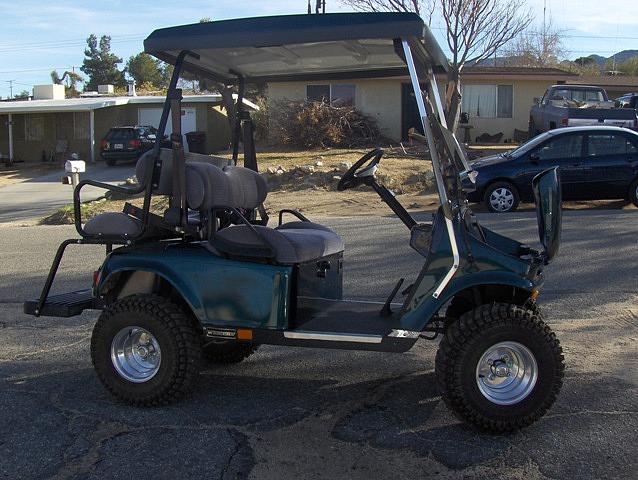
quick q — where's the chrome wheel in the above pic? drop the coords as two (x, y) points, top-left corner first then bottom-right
(476, 341), (538, 405)
(111, 326), (161, 383)
(489, 187), (515, 212)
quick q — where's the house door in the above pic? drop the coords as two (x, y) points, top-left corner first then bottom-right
(138, 107), (197, 152)
(401, 83), (424, 141)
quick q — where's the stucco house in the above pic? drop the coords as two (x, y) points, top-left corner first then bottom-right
(267, 66), (638, 144)
(0, 87), (254, 163)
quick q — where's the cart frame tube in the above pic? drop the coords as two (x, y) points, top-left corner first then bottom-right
(402, 40), (459, 299)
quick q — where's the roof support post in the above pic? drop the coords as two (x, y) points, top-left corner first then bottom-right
(89, 110), (95, 163)
(401, 39), (459, 299)
(7, 113), (13, 163)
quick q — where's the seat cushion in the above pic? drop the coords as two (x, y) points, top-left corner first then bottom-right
(276, 221), (335, 233)
(215, 225), (344, 264)
(84, 212), (142, 237)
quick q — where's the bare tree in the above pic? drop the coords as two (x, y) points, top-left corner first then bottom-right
(504, 19), (565, 68)
(339, 0), (532, 131)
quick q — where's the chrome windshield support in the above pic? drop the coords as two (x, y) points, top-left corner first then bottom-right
(401, 40), (460, 299)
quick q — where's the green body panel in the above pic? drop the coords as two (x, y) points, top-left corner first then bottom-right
(399, 209), (541, 332)
(98, 242), (292, 329)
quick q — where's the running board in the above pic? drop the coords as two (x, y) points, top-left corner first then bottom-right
(252, 328), (417, 353)
(284, 331), (382, 344)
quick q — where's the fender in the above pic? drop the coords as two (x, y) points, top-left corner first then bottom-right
(97, 243), (292, 329)
(399, 270), (538, 332)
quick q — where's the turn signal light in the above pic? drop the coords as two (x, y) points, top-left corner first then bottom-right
(236, 329), (253, 341)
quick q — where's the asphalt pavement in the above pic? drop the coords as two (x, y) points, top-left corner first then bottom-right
(0, 162), (135, 224)
(1, 211), (637, 479)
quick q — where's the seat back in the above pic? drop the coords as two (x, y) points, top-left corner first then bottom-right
(135, 148), (229, 196)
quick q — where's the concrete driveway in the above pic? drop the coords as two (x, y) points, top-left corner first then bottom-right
(0, 211), (637, 479)
(0, 162), (136, 224)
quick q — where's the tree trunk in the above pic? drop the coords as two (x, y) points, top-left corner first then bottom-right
(444, 67), (462, 134)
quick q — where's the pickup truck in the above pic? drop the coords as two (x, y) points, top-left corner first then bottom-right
(529, 85), (637, 136)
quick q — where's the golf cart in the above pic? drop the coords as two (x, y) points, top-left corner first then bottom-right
(24, 13), (564, 433)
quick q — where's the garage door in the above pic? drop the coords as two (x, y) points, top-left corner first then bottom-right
(138, 107), (197, 153)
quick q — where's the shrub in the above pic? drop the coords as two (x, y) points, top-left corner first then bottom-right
(269, 100), (380, 148)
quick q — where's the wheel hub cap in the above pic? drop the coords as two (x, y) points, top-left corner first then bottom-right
(476, 341), (537, 405)
(111, 327), (161, 383)
(489, 188), (514, 212)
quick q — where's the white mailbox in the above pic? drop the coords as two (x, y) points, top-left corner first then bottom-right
(65, 160), (86, 173)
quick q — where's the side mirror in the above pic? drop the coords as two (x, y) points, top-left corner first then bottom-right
(533, 97), (540, 105)
(532, 167), (562, 263)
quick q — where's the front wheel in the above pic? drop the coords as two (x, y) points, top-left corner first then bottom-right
(91, 294), (202, 406)
(484, 182), (519, 213)
(435, 303), (564, 433)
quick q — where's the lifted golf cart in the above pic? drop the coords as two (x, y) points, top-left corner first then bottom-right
(24, 13), (564, 433)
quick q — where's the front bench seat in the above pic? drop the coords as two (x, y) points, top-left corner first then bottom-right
(205, 165), (344, 264)
(83, 149), (228, 238)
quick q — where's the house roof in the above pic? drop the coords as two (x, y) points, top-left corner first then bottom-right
(463, 66), (578, 77)
(568, 75), (638, 90)
(144, 13), (449, 83)
(0, 94), (258, 114)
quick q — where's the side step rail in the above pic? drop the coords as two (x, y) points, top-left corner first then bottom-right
(24, 289), (98, 318)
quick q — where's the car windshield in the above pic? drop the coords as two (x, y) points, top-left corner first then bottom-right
(504, 133), (553, 158)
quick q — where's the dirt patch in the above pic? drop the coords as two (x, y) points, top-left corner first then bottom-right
(0, 163), (60, 188)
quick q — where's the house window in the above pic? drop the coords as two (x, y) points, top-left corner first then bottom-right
(461, 84), (513, 118)
(24, 114), (44, 141)
(307, 84), (356, 106)
(73, 112), (89, 140)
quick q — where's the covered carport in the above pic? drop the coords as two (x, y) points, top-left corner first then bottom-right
(0, 97), (129, 164)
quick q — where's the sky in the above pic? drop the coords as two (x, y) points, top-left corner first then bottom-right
(0, 0), (637, 99)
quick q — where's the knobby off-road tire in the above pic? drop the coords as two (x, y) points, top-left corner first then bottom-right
(91, 294), (202, 406)
(202, 340), (259, 364)
(435, 303), (564, 433)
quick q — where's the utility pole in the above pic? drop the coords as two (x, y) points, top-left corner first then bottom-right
(5, 80), (15, 99)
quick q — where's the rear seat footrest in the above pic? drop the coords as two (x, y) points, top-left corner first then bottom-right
(23, 289), (100, 317)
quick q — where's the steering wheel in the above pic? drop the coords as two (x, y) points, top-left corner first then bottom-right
(337, 148), (384, 191)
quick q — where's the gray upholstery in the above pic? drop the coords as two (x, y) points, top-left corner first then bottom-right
(185, 162), (232, 210)
(136, 148), (229, 195)
(84, 212), (142, 237)
(276, 221), (334, 233)
(216, 224), (344, 264)
(223, 166), (268, 209)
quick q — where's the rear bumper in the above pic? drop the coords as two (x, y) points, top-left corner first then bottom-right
(100, 150), (140, 160)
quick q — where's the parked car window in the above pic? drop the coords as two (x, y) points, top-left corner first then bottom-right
(105, 128), (135, 141)
(551, 89), (604, 102)
(587, 134), (632, 156)
(535, 134), (583, 160)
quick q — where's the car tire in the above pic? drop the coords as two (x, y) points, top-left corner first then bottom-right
(105, 157), (117, 166)
(629, 178), (638, 207)
(435, 303), (564, 433)
(202, 340), (259, 364)
(91, 294), (202, 406)
(484, 182), (519, 213)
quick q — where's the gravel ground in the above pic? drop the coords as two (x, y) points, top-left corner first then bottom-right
(1, 211), (637, 479)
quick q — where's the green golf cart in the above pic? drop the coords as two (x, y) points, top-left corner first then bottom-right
(24, 13), (564, 433)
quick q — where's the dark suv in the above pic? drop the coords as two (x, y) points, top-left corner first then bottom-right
(616, 93), (638, 110)
(467, 126), (638, 212)
(100, 126), (160, 166)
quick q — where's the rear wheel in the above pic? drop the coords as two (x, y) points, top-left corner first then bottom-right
(202, 340), (259, 364)
(435, 303), (564, 433)
(629, 178), (638, 207)
(91, 294), (202, 406)
(484, 182), (519, 213)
